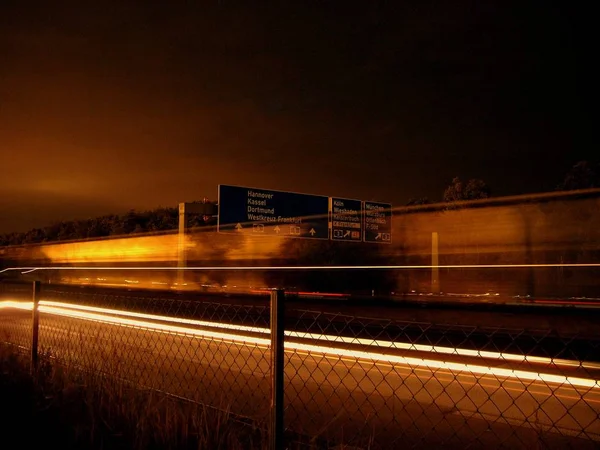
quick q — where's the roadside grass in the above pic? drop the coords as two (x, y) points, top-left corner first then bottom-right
(0, 343), (269, 450)
(0, 315), (374, 450)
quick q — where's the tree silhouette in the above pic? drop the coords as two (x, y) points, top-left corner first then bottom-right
(0, 201), (216, 246)
(443, 177), (491, 203)
(557, 161), (600, 191)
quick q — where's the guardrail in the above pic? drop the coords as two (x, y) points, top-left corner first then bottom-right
(1, 280), (600, 449)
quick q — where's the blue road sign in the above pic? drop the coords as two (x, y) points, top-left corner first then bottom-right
(363, 201), (392, 243)
(330, 197), (362, 241)
(218, 185), (329, 239)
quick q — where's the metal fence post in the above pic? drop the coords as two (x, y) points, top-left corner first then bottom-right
(31, 280), (40, 374)
(431, 232), (440, 293)
(270, 289), (285, 450)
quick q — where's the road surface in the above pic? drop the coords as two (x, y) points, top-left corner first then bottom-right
(2, 282), (600, 364)
(1, 303), (599, 449)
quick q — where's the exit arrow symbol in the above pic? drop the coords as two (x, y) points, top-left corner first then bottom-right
(274, 225), (280, 233)
(235, 223), (242, 231)
(309, 228), (316, 236)
(375, 233), (382, 240)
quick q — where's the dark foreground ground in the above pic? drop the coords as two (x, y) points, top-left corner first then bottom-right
(0, 345), (270, 450)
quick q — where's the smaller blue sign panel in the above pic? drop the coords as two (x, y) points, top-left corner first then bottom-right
(363, 201), (392, 243)
(330, 197), (362, 241)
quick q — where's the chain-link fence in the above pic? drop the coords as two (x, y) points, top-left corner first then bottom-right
(283, 309), (600, 449)
(1, 279), (600, 449)
(0, 281), (33, 352)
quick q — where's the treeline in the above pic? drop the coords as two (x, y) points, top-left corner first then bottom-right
(0, 205), (215, 247)
(405, 160), (600, 206)
(1, 160), (597, 247)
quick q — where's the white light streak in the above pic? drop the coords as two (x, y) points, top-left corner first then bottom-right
(3, 262), (600, 275)
(1, 299), (599, 389)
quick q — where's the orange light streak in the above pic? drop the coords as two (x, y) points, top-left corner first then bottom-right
(21, 300), (600, 369)
(1, 299), (598, 389)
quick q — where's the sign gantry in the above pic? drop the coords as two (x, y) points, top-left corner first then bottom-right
(218, 184), (391, 244)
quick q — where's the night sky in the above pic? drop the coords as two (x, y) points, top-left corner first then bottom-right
(0, 1), (586, 233)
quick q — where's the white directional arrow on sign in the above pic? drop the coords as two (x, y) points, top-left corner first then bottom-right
(309, 228), (316, 236)
(235, 223), (242, 231)
(274, 225), (280, 233)
(375, 233), (382, 240)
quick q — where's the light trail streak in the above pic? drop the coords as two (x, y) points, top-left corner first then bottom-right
(311, 352), (600, 402)
(0, 300), (32, 310)
(1, 300), (599, 389)
(4, 262), (600, 275)
(38, 301), (269, 335)
(3, 299), (600, 372)
(285, 331), (600, 370)
(10, 300), (600, 370)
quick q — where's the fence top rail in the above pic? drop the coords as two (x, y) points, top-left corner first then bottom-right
(3, 262), (600, 275)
